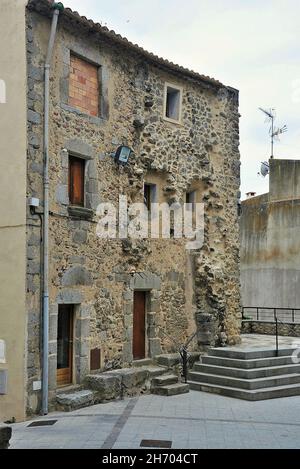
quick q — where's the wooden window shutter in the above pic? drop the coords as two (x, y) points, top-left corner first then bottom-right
(69, 156), (85, 206)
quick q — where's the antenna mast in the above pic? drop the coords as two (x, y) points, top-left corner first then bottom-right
(259, 108), (287, 159)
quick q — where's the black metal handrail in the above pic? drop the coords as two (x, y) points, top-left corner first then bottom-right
(160, 329), (197, 383)
(242, 307), (300, 324)
(242, 307), (296, 356)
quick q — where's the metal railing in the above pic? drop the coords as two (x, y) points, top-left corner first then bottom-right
(161, 330), (198, 383)
(242, 307), (300, 324)
(242, 307), (299, 356)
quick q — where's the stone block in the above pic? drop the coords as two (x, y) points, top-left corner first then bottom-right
(0, 426), (12, 449)
(28, 132), (41, 149)
(27, 261), (40, 275)
(49, 313), (58, 342)
(62, 266), (92, 287)
(85, 373), (122, 400)
(122, 342), (133, 363)
(73, 230), (88, 245)
(76, 318), (90, 340)
(149, 339), (162, 357)
(56, 184), (68, 205)
(79, 356), (90, 381)
(56, 289), (83, 305)
(70, 256), (86, 265)
(28, 110), (41, 125)
(148, 325), (157, 339)
(147, 312), (157, 326)
(65, 138), (94, 160)
(48, 355), (57, 391)
(130, 272), (161, 291)
(150, 300), (160, 312)
(78, 304), (93, 320)
(121, 368), (148, 390)
(56, 390), (94, 412)
(123, 291), (134, 301)
(49, 341), (57, 356)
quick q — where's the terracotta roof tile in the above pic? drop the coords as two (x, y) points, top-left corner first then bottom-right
(28, 0), (236, 91)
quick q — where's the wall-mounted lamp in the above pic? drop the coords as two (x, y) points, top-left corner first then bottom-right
(113, 145), (133, 165)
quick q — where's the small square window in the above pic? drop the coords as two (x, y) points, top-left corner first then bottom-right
(164, 84), (182, 122)
(69, 156), (85, 207)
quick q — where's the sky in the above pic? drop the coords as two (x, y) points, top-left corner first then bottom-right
(65, 0), (300, 199)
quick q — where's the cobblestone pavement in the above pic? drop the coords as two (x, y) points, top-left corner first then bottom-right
(10, 390), (300, 449)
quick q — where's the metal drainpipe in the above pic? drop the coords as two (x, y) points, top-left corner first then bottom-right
(42, 2), (64, 416)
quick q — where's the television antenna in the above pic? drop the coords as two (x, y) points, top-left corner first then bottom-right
(259, 108), (288, 159)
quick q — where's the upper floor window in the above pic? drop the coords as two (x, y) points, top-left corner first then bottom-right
(144, 183), (157, 212)
(69, 54), (100, 117)
(164, 83), (182, 123)
(69, 156), (85, 207)
(186, 190), (197, 211)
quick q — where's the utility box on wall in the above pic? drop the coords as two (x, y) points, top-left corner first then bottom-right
(0, 370), (8, 395)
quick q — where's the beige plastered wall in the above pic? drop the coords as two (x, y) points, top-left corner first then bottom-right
(0, 0), (27, 422)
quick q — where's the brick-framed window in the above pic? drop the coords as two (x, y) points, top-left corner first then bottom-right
(69, 156), (85, 207)
(69, 55), (100, 117)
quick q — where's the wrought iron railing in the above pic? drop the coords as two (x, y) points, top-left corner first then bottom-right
(242, 307), (300, 324)
(242, 307), (300, 356)
(160, 330), (198, 383)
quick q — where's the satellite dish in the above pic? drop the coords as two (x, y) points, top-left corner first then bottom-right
(260, 161), (270, 177)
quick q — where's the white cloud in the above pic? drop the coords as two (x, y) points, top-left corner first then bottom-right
(65, 0), (300, 197)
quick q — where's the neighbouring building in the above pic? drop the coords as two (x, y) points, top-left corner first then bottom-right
(241, 159), (300, 315)
(0, 0), (241, 422)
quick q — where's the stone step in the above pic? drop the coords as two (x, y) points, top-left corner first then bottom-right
(152, 383), (190, 396)
(56, 384), (84, 395)
(202, 354), (295, 369)
(189, 371), (300, 390)
(155, 354), (181, 368)
(152, 374), (178, 386)
(155, 352), (201, 368)
(193, 363), (300, 379)
(189, 380), (300, 401)
(146, 366), (169, 377)
(56, 390), (95, 412)
(133, 359), (153, 367)
(208, 347), (297, 361)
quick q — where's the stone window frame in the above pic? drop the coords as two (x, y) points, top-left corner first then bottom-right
(60, 43), (109, 125)
(163, 82), (183, 125)
(58, 138), (100, 219)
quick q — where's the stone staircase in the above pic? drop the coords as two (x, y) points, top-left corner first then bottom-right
(188, 347), (300, 401)
(151, 373), (189, 396)
(56, 356), (191, 412)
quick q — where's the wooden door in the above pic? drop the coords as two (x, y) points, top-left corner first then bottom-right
(133, 291), (146, 360)
(57, 305), (74, 387)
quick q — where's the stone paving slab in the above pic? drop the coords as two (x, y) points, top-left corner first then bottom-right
(9, 390), (300, 449)
(235, 334), (300, 350)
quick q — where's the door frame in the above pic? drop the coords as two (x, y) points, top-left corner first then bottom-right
(133, 290), (149, 360)
(56, 305), (74, 388)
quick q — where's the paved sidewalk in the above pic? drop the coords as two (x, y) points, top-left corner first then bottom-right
(10, 390), (300, 449)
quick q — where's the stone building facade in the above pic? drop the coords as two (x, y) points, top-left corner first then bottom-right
(1, 0), (241, 421)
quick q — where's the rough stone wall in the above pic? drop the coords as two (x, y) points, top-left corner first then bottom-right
(25, 9), (241, 415)
(242, 321), (300, 338)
